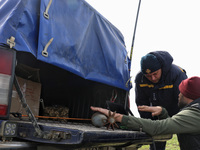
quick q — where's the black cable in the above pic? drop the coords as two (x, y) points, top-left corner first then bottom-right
(151, 137), (156, 150)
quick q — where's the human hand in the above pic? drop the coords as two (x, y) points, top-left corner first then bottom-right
(138, 105), (162, 117)
(90, 106), (110, 117)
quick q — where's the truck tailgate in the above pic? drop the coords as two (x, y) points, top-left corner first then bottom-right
(14, 120), (171, 148)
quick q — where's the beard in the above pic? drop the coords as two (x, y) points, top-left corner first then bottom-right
(178, 99), (188, 109)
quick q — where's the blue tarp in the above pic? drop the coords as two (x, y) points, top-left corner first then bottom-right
(0, 0), (131, 91)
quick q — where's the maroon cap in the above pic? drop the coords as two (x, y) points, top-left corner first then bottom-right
(179, 76), (200, 100)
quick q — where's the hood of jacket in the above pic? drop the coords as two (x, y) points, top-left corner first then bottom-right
(149, 51), (173, 80)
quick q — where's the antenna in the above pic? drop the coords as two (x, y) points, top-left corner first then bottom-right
(124, 0), (142, 115)
(130, 0), (142, 62)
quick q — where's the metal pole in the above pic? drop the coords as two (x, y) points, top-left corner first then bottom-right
(130, 0), (142, 62)
(124, 0), (142, 115)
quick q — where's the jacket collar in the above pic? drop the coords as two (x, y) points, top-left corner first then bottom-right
(185, 98), (200, 109)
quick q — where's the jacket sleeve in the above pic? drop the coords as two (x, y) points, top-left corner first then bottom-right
(121, 108), (200, 136)
(135, 82), (152, 119)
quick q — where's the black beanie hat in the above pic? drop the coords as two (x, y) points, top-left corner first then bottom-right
(141, 53), (161, 74)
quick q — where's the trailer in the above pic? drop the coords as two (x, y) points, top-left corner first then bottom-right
(0, 0), (171, 149)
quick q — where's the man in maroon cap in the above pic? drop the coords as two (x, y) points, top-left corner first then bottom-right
(91, 76), (200, 150)
(135, 51), (187, 150)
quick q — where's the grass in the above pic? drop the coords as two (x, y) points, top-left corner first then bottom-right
(138, 134), (180, 150)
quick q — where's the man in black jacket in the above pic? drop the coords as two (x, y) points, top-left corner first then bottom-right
(135, 51), (187, 150)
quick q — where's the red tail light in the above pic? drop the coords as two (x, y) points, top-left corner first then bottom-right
(0, 46), (16, 119)
(0, 105), (8, 116)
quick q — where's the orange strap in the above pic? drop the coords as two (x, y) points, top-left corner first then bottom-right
(22, 115), (91, 121)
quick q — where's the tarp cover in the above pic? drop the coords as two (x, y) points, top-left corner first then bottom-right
(0, 0), (131, 91)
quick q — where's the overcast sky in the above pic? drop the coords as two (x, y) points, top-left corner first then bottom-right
(86, 0), (200, 116)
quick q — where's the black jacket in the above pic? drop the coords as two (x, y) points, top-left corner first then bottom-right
(135, 51), (187, 119)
